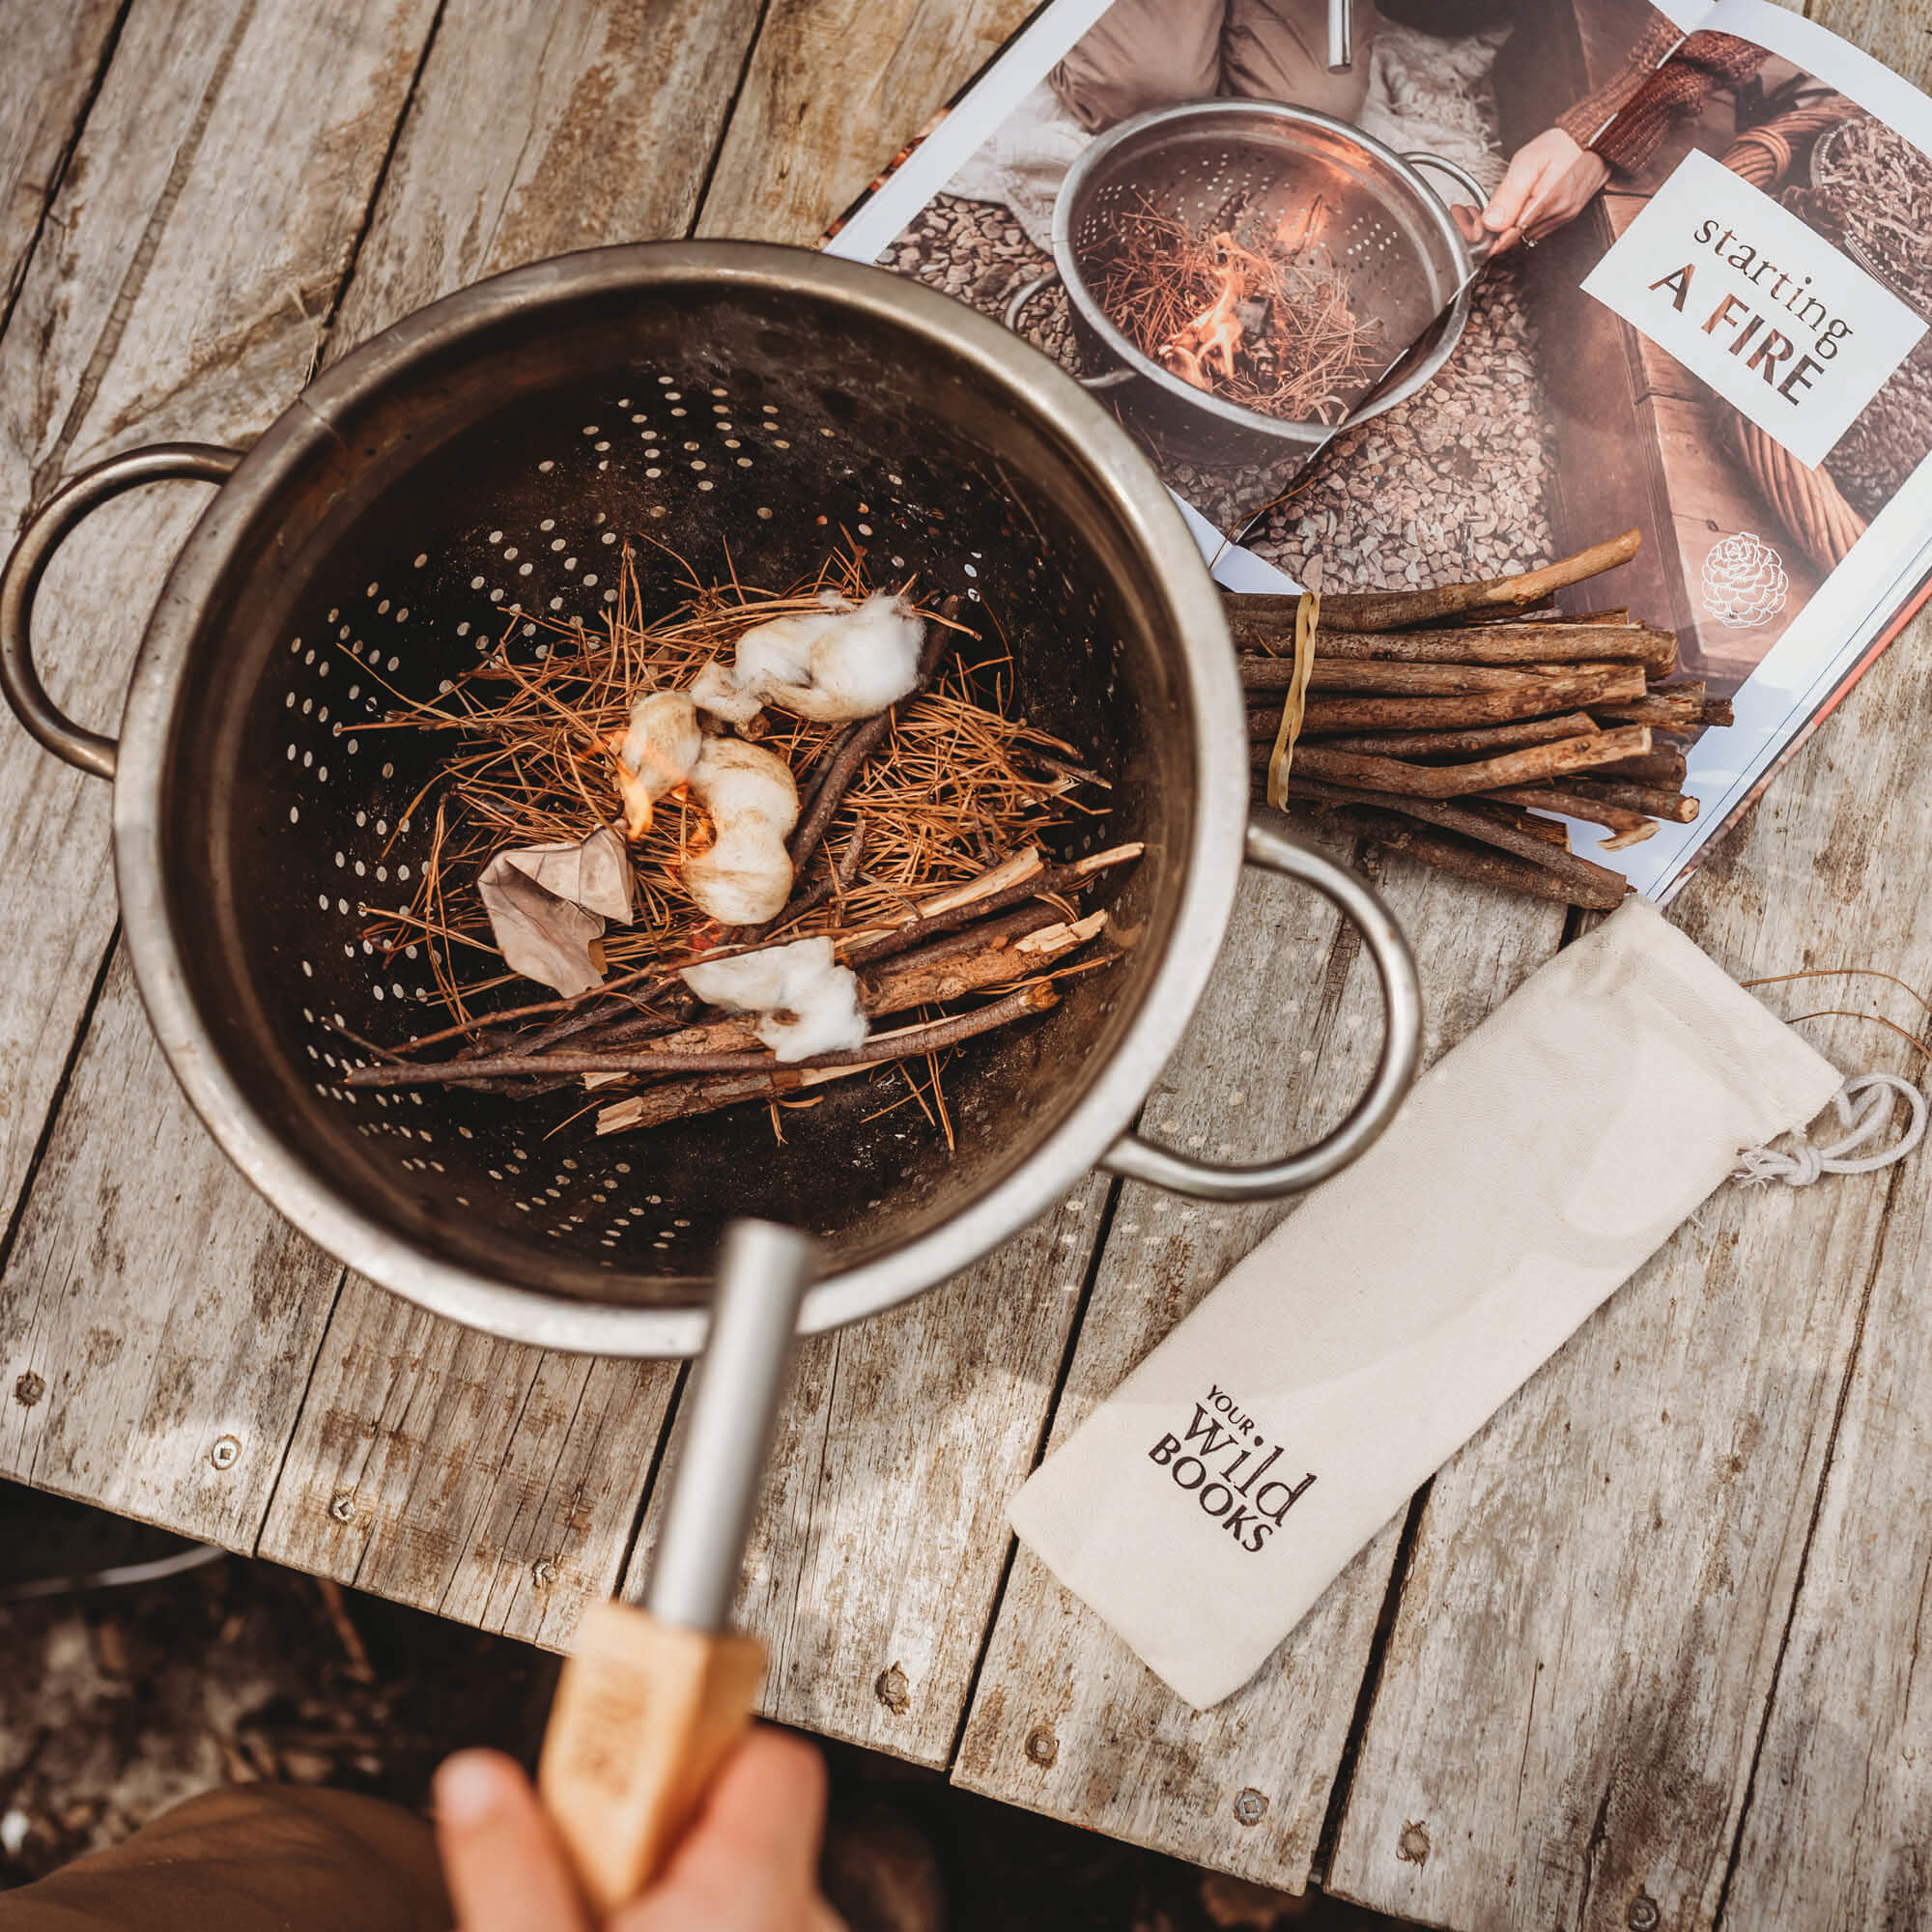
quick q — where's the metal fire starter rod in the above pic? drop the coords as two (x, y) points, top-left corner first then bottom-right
(537, 1219), (817, 1915)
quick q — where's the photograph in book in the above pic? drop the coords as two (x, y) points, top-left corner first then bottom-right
(835, 0), (1563, 548)
(825, 0), (1932, 901)
(1448, 0), (1932, 896)
(1550, 2), (1932, 695)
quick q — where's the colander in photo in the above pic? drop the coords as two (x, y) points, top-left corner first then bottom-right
(1008, 101), (1493, 530)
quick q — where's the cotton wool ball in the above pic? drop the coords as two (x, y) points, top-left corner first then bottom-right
(682, 935), (867, 1063)
(681, 738), (798, 924)
(692, 590), (924, 724)
(611, 691), (701, 838)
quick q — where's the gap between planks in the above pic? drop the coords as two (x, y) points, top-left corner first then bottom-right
(1325, 618), (1932, 1927)
(2, 0), (784, 1574)
(0, 0), (453, 1544)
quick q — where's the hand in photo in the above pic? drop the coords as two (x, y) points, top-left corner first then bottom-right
(1482, 128), (1612, 247)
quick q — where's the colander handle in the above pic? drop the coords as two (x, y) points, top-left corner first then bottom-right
(1404, 152), (1502, 268)
(1100, 811), (1421, 1201)
(0, 442), (243, 781)
(1004, 271), (1134, 390)
(1326, 0), (1352, 71)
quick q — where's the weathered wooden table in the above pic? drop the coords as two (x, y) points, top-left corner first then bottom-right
(4, 3), (1929, 1926)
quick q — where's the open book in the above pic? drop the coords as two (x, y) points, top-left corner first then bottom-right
(823, 0), (1932, 899)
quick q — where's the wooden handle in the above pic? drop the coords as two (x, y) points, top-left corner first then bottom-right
(538, 1600), (767, 1917)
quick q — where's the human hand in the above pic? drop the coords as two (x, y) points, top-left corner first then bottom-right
(1481, 128), (1612, 249)
(435, 1729), (845, 1931)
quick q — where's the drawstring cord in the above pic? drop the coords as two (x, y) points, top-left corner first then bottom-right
(1736, 1072), (1927, 1186)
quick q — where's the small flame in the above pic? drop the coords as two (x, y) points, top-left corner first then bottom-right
(1159, 230), (1283, 388)
(606, 736), (694, 841)
(1159, 232), (1271, 391)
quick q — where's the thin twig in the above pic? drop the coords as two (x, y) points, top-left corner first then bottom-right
(787, 596), (962, 878)
(1782, 1010), (1931, 1058)
(838, 843), (1142, 967)
(1741, 967), (1932, 1017)
(1256, 725), (1651, 799)
(1284, 777), (1628, 908)
(345, 980), (1061, 1090)
(1230, 529), (1643, 634)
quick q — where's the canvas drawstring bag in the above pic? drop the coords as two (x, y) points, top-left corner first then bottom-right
(1009, 899), (1923, 1708)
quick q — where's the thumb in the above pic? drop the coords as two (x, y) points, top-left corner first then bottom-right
(435, 1749), (595, 1932)
(1482, 150), (1543, 234)
(617, 1727), (838, 1931)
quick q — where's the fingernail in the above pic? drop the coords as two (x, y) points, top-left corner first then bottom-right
(436, 1751), (512, 1826)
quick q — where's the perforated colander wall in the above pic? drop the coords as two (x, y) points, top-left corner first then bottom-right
(179, 311), (1183, 1310)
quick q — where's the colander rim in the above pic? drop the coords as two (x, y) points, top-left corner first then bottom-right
(111, 240), (1248, 1357)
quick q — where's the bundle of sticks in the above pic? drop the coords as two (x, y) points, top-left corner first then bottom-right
(1232, 530), (1730, 909)
(341, 841), (1139, 1140)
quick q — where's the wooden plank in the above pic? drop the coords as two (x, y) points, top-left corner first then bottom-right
(252, 0), (775, 1628)
(0, 0), (443, 1553)
(1823, 0), (1932, 85)
(624, 1182), (1108, 1766)
(1719, 1127), (1932, 1923)
(952, 833), (1565, 1889)
(2, 0), (440, 493)
(1720, 937), (1932, 1920)
(694, 0), (1039, 242)
(1693, 0), (1932, 1913)
(0, 0), (122, 316)
(0, 952), (343, 1548)
(1325, 616), (1932, 1930)
(326, 0), (769, 359)
(259, 1275), (677, 1650)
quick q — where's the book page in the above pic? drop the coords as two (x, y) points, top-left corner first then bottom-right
(826, 0), (1932, 898)
(829, 0), (1528, 548)
(1520, 0), (1932, 895)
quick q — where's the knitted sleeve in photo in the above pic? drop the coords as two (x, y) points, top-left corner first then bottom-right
(1557, 25), (1768, 176)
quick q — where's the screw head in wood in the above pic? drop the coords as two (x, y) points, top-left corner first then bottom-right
(1627, 1893), (1660, 1931)
(530, 1557), (559, 1587)
(328, 1490), (356, 1521)
(1397, 1820), (1431, 1863)
(210, 1435), (242, 1469)
(874, 1662), (910, 1715)
(1025, 1727), (1058, 1766)
(13, 1372), (44, 1406)
(1235, 1788), (1268, 1826)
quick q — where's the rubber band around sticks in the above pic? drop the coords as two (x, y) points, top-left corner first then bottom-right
(1264, 591), (1320, 810)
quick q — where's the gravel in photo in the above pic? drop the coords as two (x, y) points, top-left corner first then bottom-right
(1250, 259), (1559, 589)
(883, 195), (1559, 591)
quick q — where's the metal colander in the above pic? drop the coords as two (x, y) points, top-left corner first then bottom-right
(1027, 100), (1486, 530)
(3, 243), (1419, 1356)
